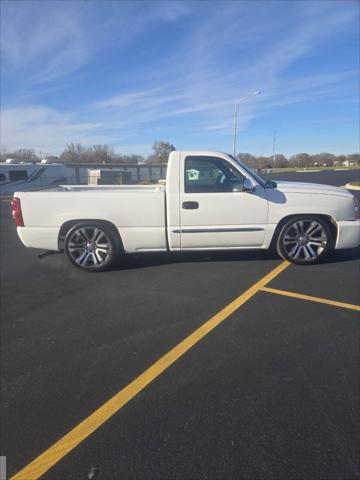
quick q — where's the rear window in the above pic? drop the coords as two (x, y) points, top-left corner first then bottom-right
(9, 170), (28, 181)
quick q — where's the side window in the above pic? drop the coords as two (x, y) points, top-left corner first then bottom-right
(184, 156), (245, 193)
(9, 170), (28, 181)
(0, 173), (6, 182)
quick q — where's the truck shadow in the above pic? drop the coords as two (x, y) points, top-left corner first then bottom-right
(324, 246), (360, 264)
(112, 246), (360, 271)
(113, 250), (277, 271)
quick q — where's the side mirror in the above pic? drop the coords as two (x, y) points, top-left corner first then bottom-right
(232, 178), (255, 193)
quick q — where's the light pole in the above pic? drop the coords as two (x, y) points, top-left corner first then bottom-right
(272, 129), (276, 166)
(233, 91), (262, 157)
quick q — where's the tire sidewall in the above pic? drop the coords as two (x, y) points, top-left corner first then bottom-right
(276, 215), (334, 265)
(64, 221), (119, 271)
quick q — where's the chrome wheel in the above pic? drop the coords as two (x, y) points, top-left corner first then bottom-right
(67, 227), (112, 268)
(282, 219), (328, 262)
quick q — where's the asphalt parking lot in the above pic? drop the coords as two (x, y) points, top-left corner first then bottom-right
(1, 171), (359, 480)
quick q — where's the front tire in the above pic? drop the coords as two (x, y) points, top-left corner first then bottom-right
(276, 216), (334, 265)
(64, 222), (119, 271)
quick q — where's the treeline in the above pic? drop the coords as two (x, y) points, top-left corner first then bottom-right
(1, 142), (359, 168)
(238, 152), (360, 169)
(0, 141), (176, 165)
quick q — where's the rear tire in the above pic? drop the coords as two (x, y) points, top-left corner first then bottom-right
(64, 222), (120, 271)
(276, 215), (334, 265)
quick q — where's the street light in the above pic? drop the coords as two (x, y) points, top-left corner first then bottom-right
(233, 91), (262, 157)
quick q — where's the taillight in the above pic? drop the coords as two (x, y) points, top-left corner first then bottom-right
(11, 197), (24, 226)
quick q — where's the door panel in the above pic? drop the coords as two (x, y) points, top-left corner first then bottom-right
(179, 155), (268, 249)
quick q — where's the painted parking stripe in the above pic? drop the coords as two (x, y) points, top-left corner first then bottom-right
(10, 261), (290, 480)
(261, 286), (360, 312)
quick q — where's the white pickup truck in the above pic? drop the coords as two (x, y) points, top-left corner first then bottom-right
(12, 151), (360, 271)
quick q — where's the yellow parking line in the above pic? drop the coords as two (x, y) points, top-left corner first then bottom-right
(261, 286), (360, 312)
(10, 261), (290, 480)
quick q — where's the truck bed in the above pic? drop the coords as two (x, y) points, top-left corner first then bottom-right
(15, 186), (167, 252)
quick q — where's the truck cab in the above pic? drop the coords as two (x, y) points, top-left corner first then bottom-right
(166, 151), (269, 251)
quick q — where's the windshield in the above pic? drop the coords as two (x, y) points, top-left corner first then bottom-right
(230, 155), (267, 187)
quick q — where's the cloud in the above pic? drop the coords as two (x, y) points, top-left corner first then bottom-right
(0, 105), (107, 153)
(1, 1), (91, 84)
(93, 86), (189, 111)
(0, 0), (190, 86)
(0, 1), (358, 155)
(90, 1), (356, 136)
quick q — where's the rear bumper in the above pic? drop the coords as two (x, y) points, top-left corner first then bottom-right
(335, 220), (360, 249)
(17, 226), (60, 251)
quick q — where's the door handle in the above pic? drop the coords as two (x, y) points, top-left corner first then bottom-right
(182, 201), (199, 210)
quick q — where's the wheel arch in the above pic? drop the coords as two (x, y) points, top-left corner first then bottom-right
(58, 219), (124, 252)
(269, 213), (338, 250)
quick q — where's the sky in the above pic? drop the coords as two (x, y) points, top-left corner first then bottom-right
(0, 0), (359, 157)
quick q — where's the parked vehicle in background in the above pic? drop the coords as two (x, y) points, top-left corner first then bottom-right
(11, 151), (360, 271)
(0, 163), (82, 196)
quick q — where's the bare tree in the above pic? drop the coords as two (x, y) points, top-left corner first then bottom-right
(88, 145), (114, 164)
(289, 153), (310, 168)
(59, 144), (145, 164)
(60, 143), (85, 163)
(4, 143), (360, 169)
(147, 141), (176, 164)
(346, 153), (360, 164)
(237, 153), (258, 169)
(256, 156), (273, 169)
(273, 154), (288, 168)
(2, 148), (40, 162)
(60, 144), (115, 163)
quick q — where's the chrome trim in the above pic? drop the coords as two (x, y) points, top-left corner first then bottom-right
(172, 227), (264, 233)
